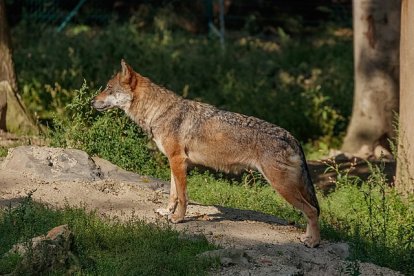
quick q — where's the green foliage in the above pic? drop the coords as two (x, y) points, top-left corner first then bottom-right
(340, 260), (361, 276)
(188, 171), (302, 223)
(320, 161), (414, 274)
(12, 21), (353, 149)
(0, 195), (217, 275)
(0, 192), (61, 274)
(51, 82), (169, 179)
(0, 146), (8, 157)
(188, 162), (414, 275)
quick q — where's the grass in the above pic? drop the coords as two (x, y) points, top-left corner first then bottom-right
(188, 171), (301, 223)
(0, 146), (8, 157)
(186, 164), (414, 275)
(0, 195), (218, 275)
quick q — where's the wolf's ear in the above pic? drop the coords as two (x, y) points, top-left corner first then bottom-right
(120, 59), (132, 83)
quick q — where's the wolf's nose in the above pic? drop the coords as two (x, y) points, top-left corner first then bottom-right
(90, 99), (96, 106)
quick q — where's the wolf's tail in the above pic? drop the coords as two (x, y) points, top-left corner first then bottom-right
(298, 145), (320, 216)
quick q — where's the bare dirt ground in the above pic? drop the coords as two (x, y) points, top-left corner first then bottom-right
(0, 145), (401, 275)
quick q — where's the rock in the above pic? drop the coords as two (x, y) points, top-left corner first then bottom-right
(0, 146), (170, 191)
(93, 156), (169, 192)
(198, 248), (251, 267)
(8, 224), (78, 275)
(374, 145), (393, 160)
(2, 146), (102, 181)
(92, 156), (138, 183)
(178, 232), (206, 242)
(325, 242), (350, 259)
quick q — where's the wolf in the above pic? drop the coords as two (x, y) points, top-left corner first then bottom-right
(91, 60), (321, 247)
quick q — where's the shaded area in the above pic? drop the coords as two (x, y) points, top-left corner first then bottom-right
(308, 157), (396, 193)
(186, 202), (289, 226)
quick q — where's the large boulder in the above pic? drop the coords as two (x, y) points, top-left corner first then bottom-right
(1, 146), (102, 181)
(1, 146), (169, 191)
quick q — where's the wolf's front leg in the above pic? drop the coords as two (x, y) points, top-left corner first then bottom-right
(168, 155), (188, 223)
(156, 169), (178, 216)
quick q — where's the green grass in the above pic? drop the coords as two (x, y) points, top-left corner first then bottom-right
(188, 171), (302, 223)
(0, 195), (218, 275)
(0, 146), (8, 157)
(187, 164), (414, 275)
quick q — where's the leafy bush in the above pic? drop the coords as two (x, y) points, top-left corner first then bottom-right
(12, 22), (353, 149)
(51, 83), (169, 179)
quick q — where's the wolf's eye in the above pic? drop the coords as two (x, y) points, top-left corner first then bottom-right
(106, 85), (114, 94)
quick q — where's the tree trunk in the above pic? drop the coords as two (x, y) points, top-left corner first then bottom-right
(341, 0), (400, 158)
(396, 0), (414, 194)
(0, 0), (37, 134)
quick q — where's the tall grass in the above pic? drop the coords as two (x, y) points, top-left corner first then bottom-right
(320, 161), (414, 273)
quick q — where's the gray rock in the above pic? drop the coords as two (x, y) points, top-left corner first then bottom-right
(2, 146), (102, 181)
(198, 248), (251, 267)
(8, 224), (79, 275)
(93, 156), (169, 192)
(325, 242), (350, 259)
(1, 146), (170, 192)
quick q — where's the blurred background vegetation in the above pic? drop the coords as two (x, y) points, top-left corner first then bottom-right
(3, 1), (414, 274)
(8, 0), (353, 161)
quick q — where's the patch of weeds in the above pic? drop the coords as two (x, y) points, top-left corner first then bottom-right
(0, 192), (60, 274)
(0, 192), (59, 256)
(187, 160), (414, 275)
(320, 159), (414, 274)
(0, 196), (218, 275)
(0, 253), (22, 275)
(187, 171), (303, 224)
(50, 82), (169, 179)
(0, 146), (8, 157)
(340, 260), (361, 276)
(68, 210), (217, 275)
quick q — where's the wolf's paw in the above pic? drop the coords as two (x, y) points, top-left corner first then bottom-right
(300, 234), (320, 248)
(169, 213), (185, 224)
(155, 208), (172, 217)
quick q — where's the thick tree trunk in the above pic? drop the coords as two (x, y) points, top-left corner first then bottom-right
(342, 0), (400, 158)
(0, 0), (37, 134)
(396, 0), (414, 194)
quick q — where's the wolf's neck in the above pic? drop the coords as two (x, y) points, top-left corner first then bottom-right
(125, 82), (180, 135)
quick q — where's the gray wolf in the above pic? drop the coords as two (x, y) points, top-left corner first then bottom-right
(91, 60), (321, 247)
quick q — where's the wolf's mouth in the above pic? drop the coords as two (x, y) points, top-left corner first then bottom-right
(94, 105), (111, 112)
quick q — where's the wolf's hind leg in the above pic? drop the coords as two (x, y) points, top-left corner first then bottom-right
(261, 166), (320, 248)
(297, 184), (320, 247)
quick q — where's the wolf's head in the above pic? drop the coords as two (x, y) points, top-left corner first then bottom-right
(91, 59), (136, 112)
